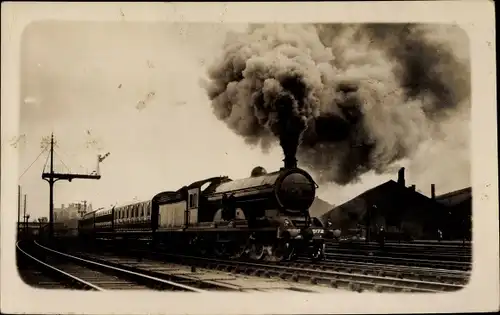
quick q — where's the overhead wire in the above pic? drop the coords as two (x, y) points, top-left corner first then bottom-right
(20, 135), (99, 180)
(19, 144), (49, 180)
(53, 150), (72, 174)
(54, 146), (81, 171)
(42, 146), (50, 173)
(56, 141), (99, 174)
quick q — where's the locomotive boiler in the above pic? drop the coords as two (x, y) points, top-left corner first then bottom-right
(78, 166), (329, 262)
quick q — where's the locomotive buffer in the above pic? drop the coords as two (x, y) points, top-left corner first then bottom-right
(41, 133), (103, 238)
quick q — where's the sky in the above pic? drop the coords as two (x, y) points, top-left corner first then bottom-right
(17, 21), (471, 220)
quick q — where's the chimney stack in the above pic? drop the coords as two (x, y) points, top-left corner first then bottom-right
(397, 167), (406, 186)
(283, 156), (298, 169)
(431, 184), (436, 200)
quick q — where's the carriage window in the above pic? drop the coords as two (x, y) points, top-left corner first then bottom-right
(141, 204), (144, 217)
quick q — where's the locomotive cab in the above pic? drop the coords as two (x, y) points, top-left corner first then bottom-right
(186, 188), (199, 227)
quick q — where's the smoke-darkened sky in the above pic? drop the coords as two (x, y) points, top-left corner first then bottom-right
(19, 22), (470, 219)
(203, 23), (471, 187)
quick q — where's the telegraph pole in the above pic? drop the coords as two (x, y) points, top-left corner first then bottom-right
(17, 185), (21, 233)
(23, 194), (27, 233)
(42, 133), (101, 238)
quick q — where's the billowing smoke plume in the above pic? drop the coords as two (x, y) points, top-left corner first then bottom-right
(203, 24), (470, 185)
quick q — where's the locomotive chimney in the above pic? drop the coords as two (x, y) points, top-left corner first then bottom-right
(397, 167), (406, 186)
(283, 155), (298, 169)
(431, 184), (436, 200)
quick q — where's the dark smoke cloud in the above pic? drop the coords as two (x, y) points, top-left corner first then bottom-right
(203, 24), (470, 185)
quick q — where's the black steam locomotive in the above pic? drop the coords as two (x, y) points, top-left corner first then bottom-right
(78, 166), (329, 261)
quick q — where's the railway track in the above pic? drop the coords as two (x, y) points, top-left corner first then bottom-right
(324, 252), (471, 271)
(98, 248), (467, 293)
(17, 241), (94, 290)
(17, 241), (207, 292)
(327, 239), (471, 249)
(325, 246), (471, 262)
(286, 258), (470, 285)
(58, 251), (341, 293)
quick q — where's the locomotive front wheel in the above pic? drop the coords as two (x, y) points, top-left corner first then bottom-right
(310, 244), (325, 261)
(269, 242), (293, 262)
(249, 243), (266, 260)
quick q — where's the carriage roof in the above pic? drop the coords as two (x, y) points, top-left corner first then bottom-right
(81, 209), (99, 219)
(93, 199), (152, 217)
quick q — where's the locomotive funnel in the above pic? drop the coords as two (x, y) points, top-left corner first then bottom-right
(283, 155), (298, 169)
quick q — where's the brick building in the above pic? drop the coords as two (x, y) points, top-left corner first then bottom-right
(322, 168), (448, 240)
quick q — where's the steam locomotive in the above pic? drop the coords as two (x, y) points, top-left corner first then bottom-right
(78, 166), (330, 261)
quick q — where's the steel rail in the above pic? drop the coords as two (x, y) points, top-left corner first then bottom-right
(16, 241), (104, 291)
(33, 241), (206, 293)
(120, 250), (466, 293)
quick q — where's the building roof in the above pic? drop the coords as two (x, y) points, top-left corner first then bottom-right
(435, 187), (472, 207)
(322, 180), (443, 222)
(309, 197), (333, 220)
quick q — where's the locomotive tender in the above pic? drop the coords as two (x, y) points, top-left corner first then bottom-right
(78, 166), (329, 261)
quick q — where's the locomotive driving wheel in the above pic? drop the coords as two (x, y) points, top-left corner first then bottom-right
(268, 241), (293, 262)
(213, 242), (229, 258)
(249, 243), (266, 260)
(230, 243), (247, 259)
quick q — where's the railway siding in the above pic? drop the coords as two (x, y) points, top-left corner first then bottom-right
(66, 252), (342, 293)
(97, 248), (468, 293)
(18, 241), (207, 292)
